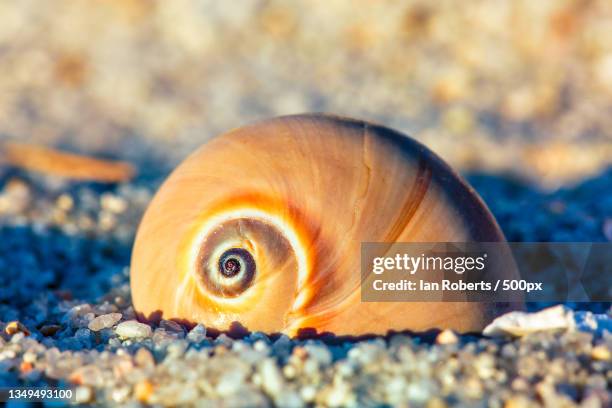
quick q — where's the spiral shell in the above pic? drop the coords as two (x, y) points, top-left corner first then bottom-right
(131, 114), (519, 336)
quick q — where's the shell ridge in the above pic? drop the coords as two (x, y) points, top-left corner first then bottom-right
(348, 122), (373, 233)
(384, 152), (432, 242)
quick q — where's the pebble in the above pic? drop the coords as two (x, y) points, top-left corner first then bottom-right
(111, 386), (130, 403)
(300, 385), (317, 402)
(88, 313), (122, 332)
(115, 320), (152, 338)
(4, 321), (30, 336)
(0, 179), (31, 214)
(504, 395), (530, 408)
(483, 305), (575, 337)
(134, 380), (155, 403)
(135, 347), (155, 368)
(186, 324), (207, 343)
(101, 194), (128, 214)
(324, 381), (354, 407)
(69, 365), (103, 386)
(590, 345), (610, 361)
(39, 324), (62, 336)
(22, 351), (36, 363)
(304, 343), (333, 366)
(259, 358), (284, 396)
(215, 369), (245, 396)
(436, 329), (459, 345)
(275, 390), (304, 408)
(74, 385), (94, 404)
(56, 194), (74, 211)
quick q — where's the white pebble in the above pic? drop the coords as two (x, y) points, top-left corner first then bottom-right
(74, 386), (93, 403)
(300, 385), (317, 402)
(216, 369), (245, 396)
(101, 193), (128, 213)
(88, 313), (122, 332)
(325, 381), (353, 407)
(186, 324), (206, 342)
(115, 320), (152, 338)
(260, 358), (284, 396)
(436, 329), (459, 345)
(304, 343), (332, 366)
(483, 305), (575, 337)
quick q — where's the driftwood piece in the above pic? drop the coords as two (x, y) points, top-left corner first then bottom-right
(0, 142), (135, 183)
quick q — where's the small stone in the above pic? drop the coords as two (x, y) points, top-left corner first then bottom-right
(407, 381), (431, 403)
(22, 351), (36, 363)
(0, 179), (31, 214)
(56, 194), (74, 211)
(304, 343), (332, 366)
(253, 340), (268, 353)
(115, 320), (152, 338)
(504, 395), (530, 408)
(216, 369), (246, 396)
(19, 361), (33, 374)
(511, 377), (529, 391)
(483, 305), (575, 337)
(535, 381), (564, 406)
(39, 324), (62, 336)
(113, 357), (134, 379)
(88, 313), (122, 331)
(464, 377), (483, 399)
(436, 329), (459, 345)
(186, 324), (207, 343)
(135, 347), (155, 368)
(325, 381), (353, 407)
(69, 365), (103, 386)
(260, 358), (284, 396)
(166, 340), (187, 358)
(474, 354), (495, 379)
(134, 380), (155, 403)
(347, 341), (384, 365)
(111, 386), (130, 403)
(426, 397), (448, 408)
(96, 302), (118, 314)
(293, 346), (308, 360)
(215, 334), (233, 347)
(275, 390), (304, 408)
(283, 364), (296, 379)
(101, 193), (128, 213)
(5, 321), (30, 337)
(74, 386), (94, 404)
(591, 345), (610, 361)
(300, 385), (317, 402)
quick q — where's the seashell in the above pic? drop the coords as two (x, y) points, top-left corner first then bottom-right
(131, 114), (520, 336)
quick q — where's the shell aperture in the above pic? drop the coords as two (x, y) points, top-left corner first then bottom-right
(130, 114), (520, 336)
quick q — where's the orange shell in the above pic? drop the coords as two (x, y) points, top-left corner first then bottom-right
(131, 114), (520, 336)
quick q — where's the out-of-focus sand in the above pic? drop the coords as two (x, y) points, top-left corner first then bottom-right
(0, 0), (611, 188)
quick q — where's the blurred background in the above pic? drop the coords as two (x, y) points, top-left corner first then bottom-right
(1, 0), (611, 189)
